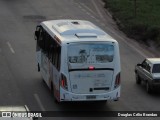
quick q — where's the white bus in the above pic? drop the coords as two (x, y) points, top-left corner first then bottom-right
(34, 20), (121, 102)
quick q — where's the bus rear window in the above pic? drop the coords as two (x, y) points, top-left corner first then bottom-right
(68, 43), (114, 64)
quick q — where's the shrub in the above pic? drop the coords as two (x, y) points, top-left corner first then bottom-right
(145, 27), (160, 41)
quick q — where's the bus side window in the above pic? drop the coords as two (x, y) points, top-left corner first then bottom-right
(48, 44), (53, 61)
(43, 31), (55, 59)
(43, 31), (48, 54)
(36, 27), (45, 51)
(54, 46), (59, 70)
(52, 42), (61, 71)
(56, 46), (61, 71)
(52, 41), (56, 65)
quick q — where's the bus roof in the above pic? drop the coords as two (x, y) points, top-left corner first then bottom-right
(40, 19), (117, 43)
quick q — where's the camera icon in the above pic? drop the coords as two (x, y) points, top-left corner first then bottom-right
(2, 112), (11, 117)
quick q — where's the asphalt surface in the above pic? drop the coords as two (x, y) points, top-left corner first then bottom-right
(0, 0), (160, 120)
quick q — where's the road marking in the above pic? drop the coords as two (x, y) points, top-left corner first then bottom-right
(7, 42), (15, 54)
(91, 0), (105, 20)
(34, 94), (46, 111)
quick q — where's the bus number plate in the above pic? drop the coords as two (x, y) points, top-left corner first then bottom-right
(86, 95), (96, 99)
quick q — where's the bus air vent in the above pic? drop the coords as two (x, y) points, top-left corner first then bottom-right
(75, 33), (97, 38)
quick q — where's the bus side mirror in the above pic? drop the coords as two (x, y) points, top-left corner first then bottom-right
(34, 31), (39, 40)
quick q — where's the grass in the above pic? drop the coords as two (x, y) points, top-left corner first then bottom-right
(103, 0), (160, 46)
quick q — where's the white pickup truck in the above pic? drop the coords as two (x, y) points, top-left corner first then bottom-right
(135, 58), (160, 93)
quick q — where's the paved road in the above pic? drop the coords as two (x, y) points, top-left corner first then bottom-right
(0, 0), (160, 119)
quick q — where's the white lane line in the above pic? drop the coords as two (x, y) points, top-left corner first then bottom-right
(91, 0), (105, 20)
(34, 94), (46, 111)
(7, 42), (15, 54)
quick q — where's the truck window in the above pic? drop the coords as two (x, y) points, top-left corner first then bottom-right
(142, 60), (151, 72)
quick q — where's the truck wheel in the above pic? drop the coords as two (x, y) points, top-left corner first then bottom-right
(146, 81), (152, 94)
(136, 74), (141, 84)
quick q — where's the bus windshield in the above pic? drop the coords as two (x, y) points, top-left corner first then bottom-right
(68, 43), (114, 64)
